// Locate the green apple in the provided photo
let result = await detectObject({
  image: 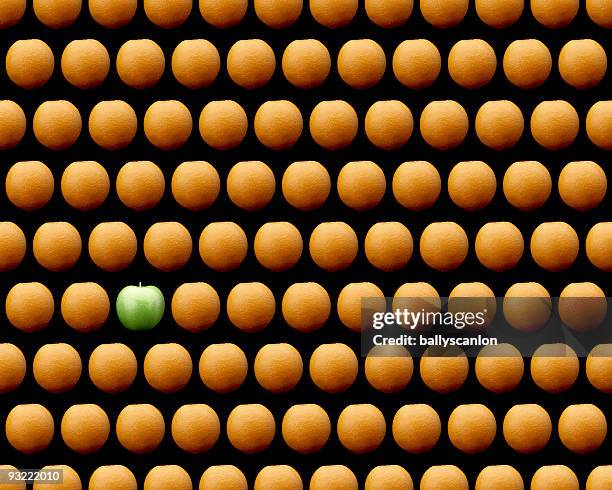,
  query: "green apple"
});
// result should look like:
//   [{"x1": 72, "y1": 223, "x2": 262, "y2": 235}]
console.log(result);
[{"x1": 116, "y1": 284, "x2": 165, "y2": 331}]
